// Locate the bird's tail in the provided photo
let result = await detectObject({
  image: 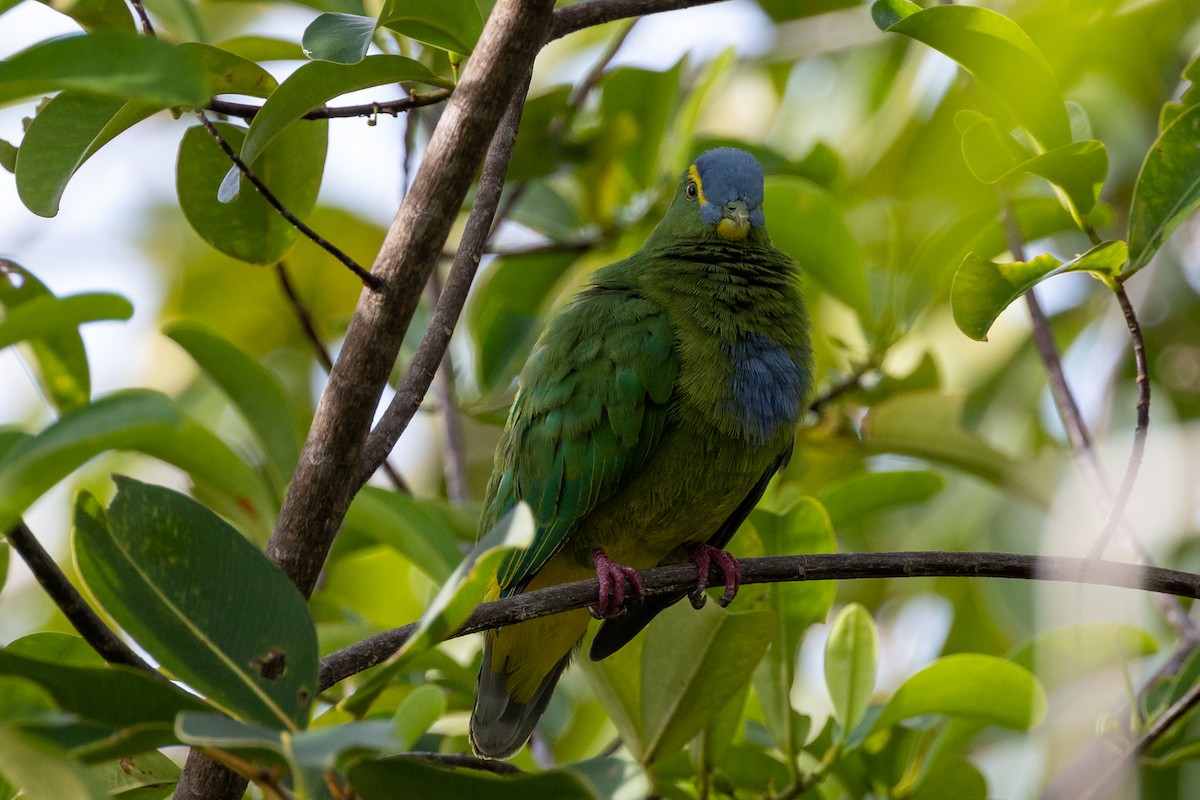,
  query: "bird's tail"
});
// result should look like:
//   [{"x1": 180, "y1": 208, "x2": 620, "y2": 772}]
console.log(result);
[{"x1": 470, "y1": 606, "x2": 591, "y2": 759}]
